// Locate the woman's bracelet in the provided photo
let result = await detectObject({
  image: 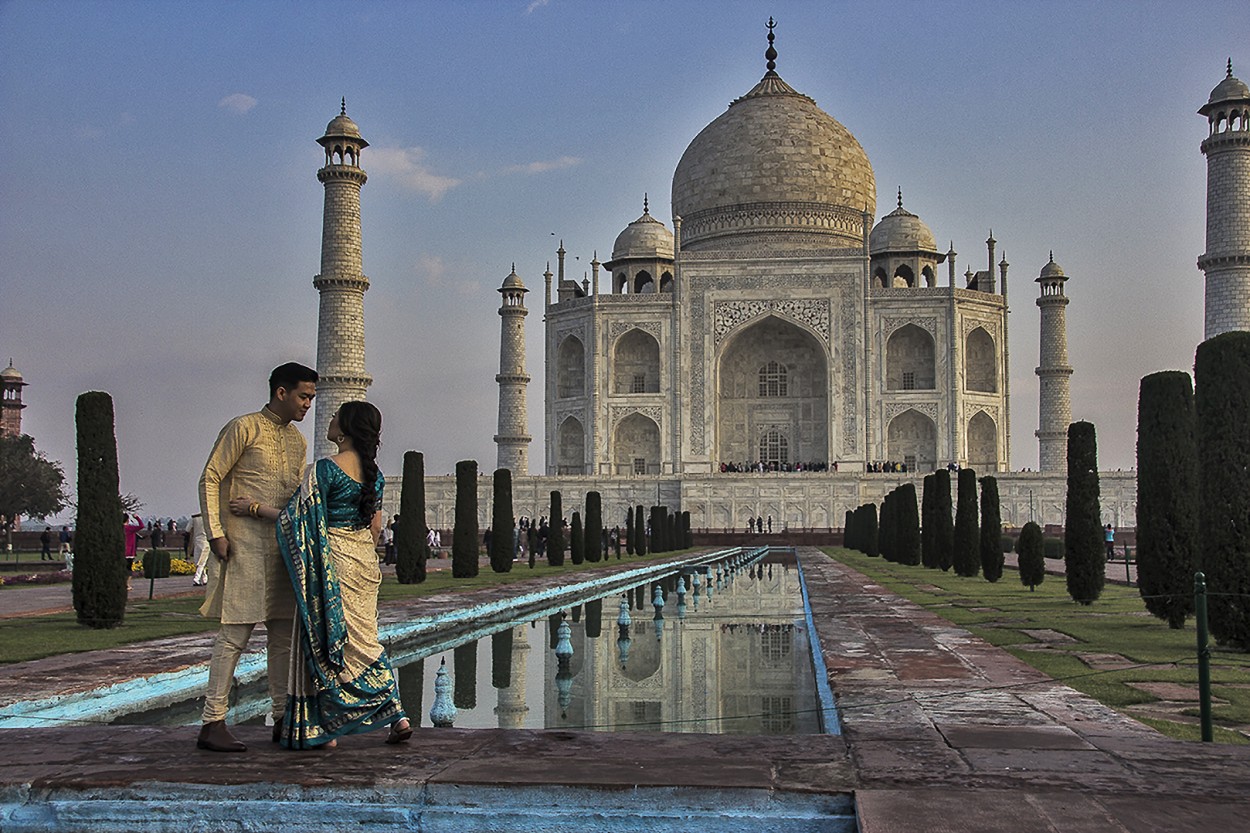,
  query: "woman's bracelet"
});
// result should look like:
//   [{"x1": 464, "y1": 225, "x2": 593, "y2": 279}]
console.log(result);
[{"x1": 249, "y1": 502, "x2": 260, "y2": 518}]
